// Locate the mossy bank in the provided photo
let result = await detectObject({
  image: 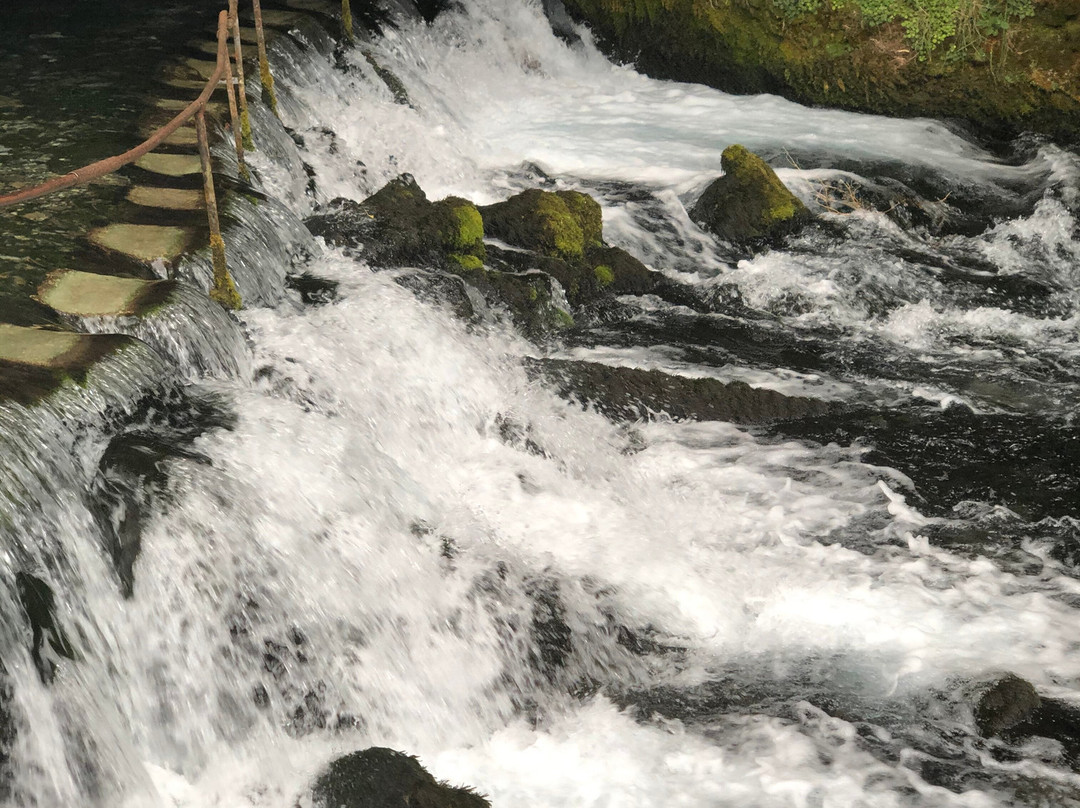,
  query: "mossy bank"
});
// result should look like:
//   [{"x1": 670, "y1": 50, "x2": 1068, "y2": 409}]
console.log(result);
[{"x1": 561, "y1": 0, "x2": 1080, "y2": 143}]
